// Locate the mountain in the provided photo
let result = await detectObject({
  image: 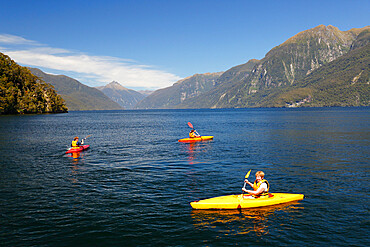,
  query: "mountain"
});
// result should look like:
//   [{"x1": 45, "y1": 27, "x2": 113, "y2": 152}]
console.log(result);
[
  {"x1": 179, "y1": 25, "x2": 370, "y2": 108},
  {"x1": 96, "y1": 81, "x2": 145, "y2": 109},
  {"x1": 135, "y1": 72, "x2": 223, "y2": 109},
  {"x1": 138, "y1": 90, "x2": 154, "y2": 97},
  {"x1": 28, "y1": 68, "x2": 123, "y2": 111},
  {"x1": 176, "y1": 59, "x2": 259, "y2": 108},
  {"x1": 272, "y1": 42, "x2": 369, "y2": 107},
  {"x1": 0, "y1": 53, "x2": 67, "y2": 114}
]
